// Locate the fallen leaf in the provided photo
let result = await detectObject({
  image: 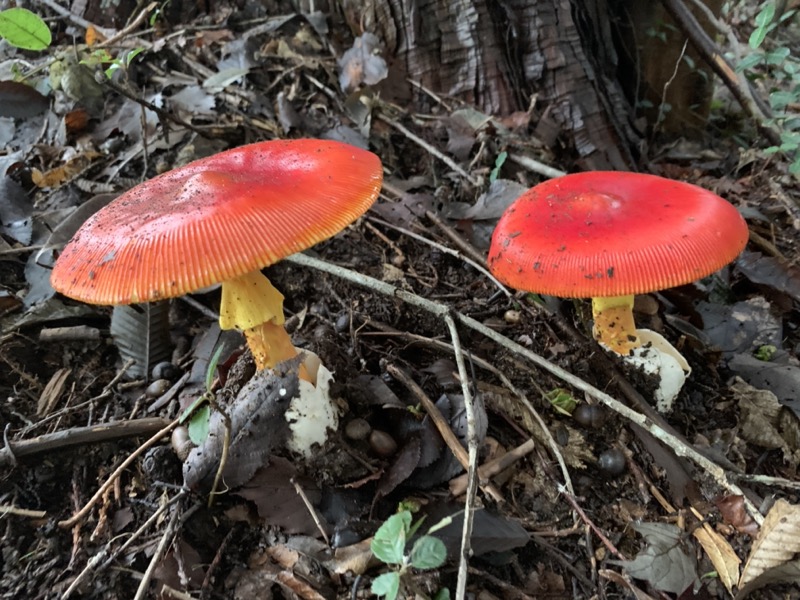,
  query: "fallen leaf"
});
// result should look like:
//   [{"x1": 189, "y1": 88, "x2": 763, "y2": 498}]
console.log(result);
[
  {"x1": 737, "y1": 250, "x2": 800, "y2": 303},
  {"x1": 235, "y1": 456, "x2": 324, "y2": 536},
  {"x1": 690, "y1": 518, "x2": 740, "y2": 595},
  {"x1": 715, "y1": 495, "x2": 760, "y2": 537},
  {"x1": 697, "y1": 297, "x2": 782, "y2": 357},
  {"x1": 338, "y1": 33, "x2": 388, "y2": 92},
  {"x1": 610, "y1": 522, "x2": 699, "y2": 595},
  {"x1": 0, "y1": 80, "x2": 49, "y2": 118},
  {"x1": 738, "y1": 499, "x2": 800, "y2": 595},
  {"x1": 183, "y1": 362, "x2": 300, "y2": 490},
  {"x1": 110, "y1": 302, "x2": 173, "y2": 380},
  {"x1": 30, "y1": 151, "x2": 103, "y2": 188},
  {"x1": 732, "y1": 377, "x2": 800, "y2": 461}
]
